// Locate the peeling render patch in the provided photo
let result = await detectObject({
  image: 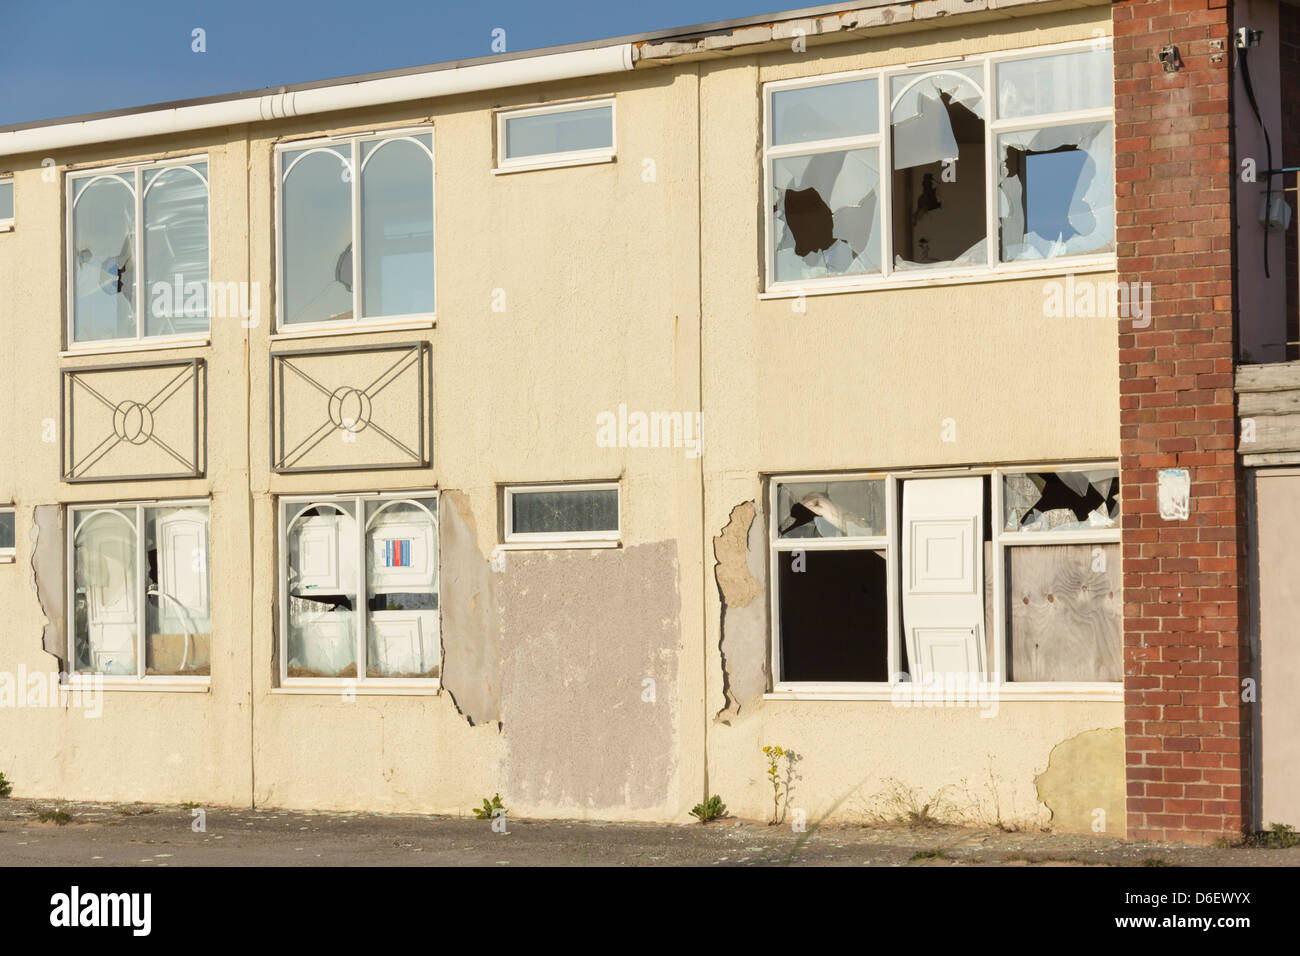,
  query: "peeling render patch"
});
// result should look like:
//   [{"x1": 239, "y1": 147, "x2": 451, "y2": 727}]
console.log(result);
[
  {"x1": 713, "y1": 502, "x2": 769, "y2": 723},
  {"x1": 437, "y1": 492, "x2": 501, "y2": 728},
  {"x1": 1034, "y1": 728, "x2": 1125, "y2": 837},
  {"x1": 30, "y1": 505, "x2": 66, "y2": 666},
  {"x1": 500, "y1": 542, "x2": 679, "y2": 811}
]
